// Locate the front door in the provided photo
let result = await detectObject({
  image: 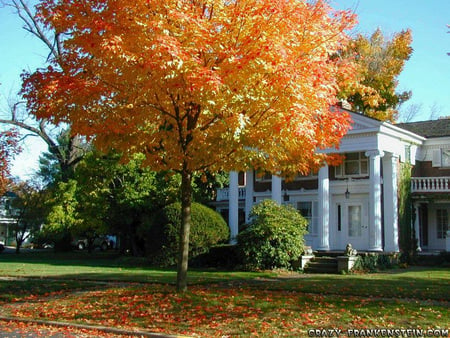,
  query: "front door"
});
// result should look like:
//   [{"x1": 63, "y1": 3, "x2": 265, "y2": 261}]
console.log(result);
[{"x1": 343, "y1": 201, "x2": 368, "y2": 250}]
